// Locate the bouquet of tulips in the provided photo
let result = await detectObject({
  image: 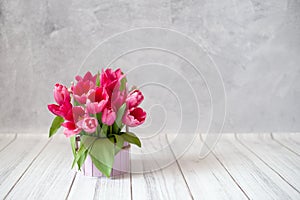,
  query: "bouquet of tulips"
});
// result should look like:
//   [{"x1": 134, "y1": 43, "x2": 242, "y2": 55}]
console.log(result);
[{"x1": 47, "y1": 68, "x2": 146, "y2": 177}]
